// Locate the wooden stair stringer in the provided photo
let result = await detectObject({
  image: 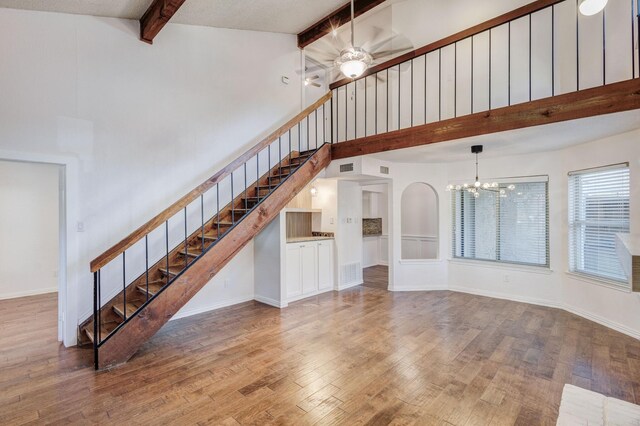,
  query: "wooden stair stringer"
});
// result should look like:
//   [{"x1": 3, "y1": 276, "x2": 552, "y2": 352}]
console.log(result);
[{"x1": 95, "y1": 144, "x2": 331, "y2": 369}]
